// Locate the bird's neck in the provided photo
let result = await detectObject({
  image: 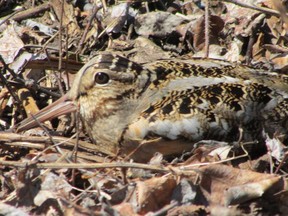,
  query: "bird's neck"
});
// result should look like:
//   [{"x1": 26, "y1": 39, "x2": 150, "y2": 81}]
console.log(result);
[{"x1": 78, "y1": 95, "x2": 142, "y2": 154}]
